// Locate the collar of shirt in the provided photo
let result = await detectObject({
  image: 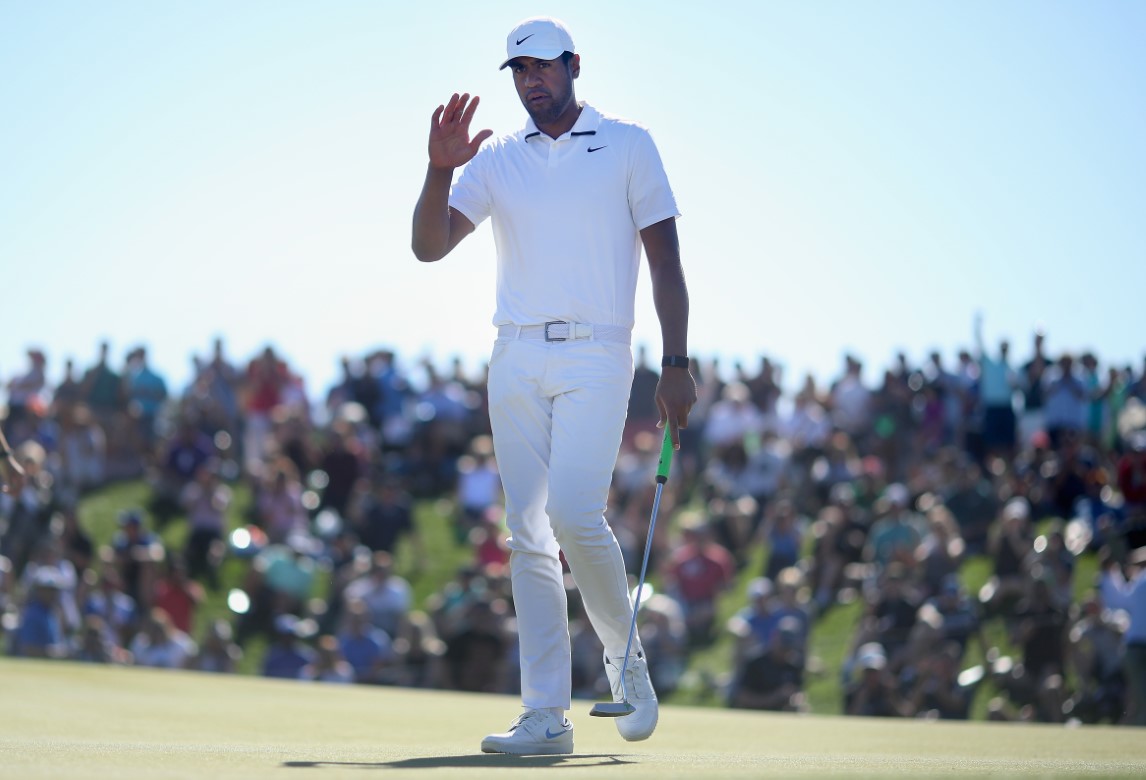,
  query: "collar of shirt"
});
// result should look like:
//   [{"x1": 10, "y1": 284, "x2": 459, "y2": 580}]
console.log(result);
[{"x1": 521, "y1": 102, "x2": 602, "y2": 142}]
